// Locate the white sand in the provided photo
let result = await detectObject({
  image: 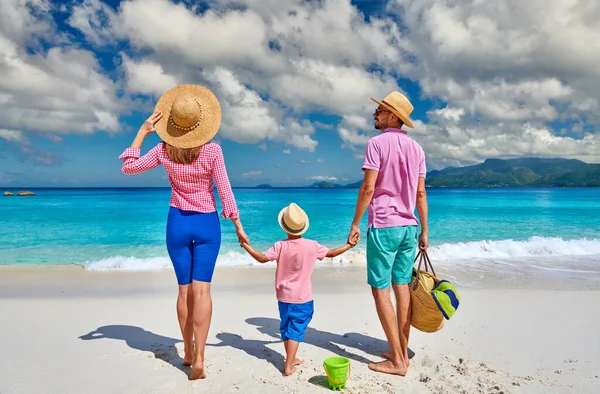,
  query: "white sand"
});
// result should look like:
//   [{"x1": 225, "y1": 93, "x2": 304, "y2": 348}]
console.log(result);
[{"x1": 0, "y1": 265, "x2": 598, "y2": 394}]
